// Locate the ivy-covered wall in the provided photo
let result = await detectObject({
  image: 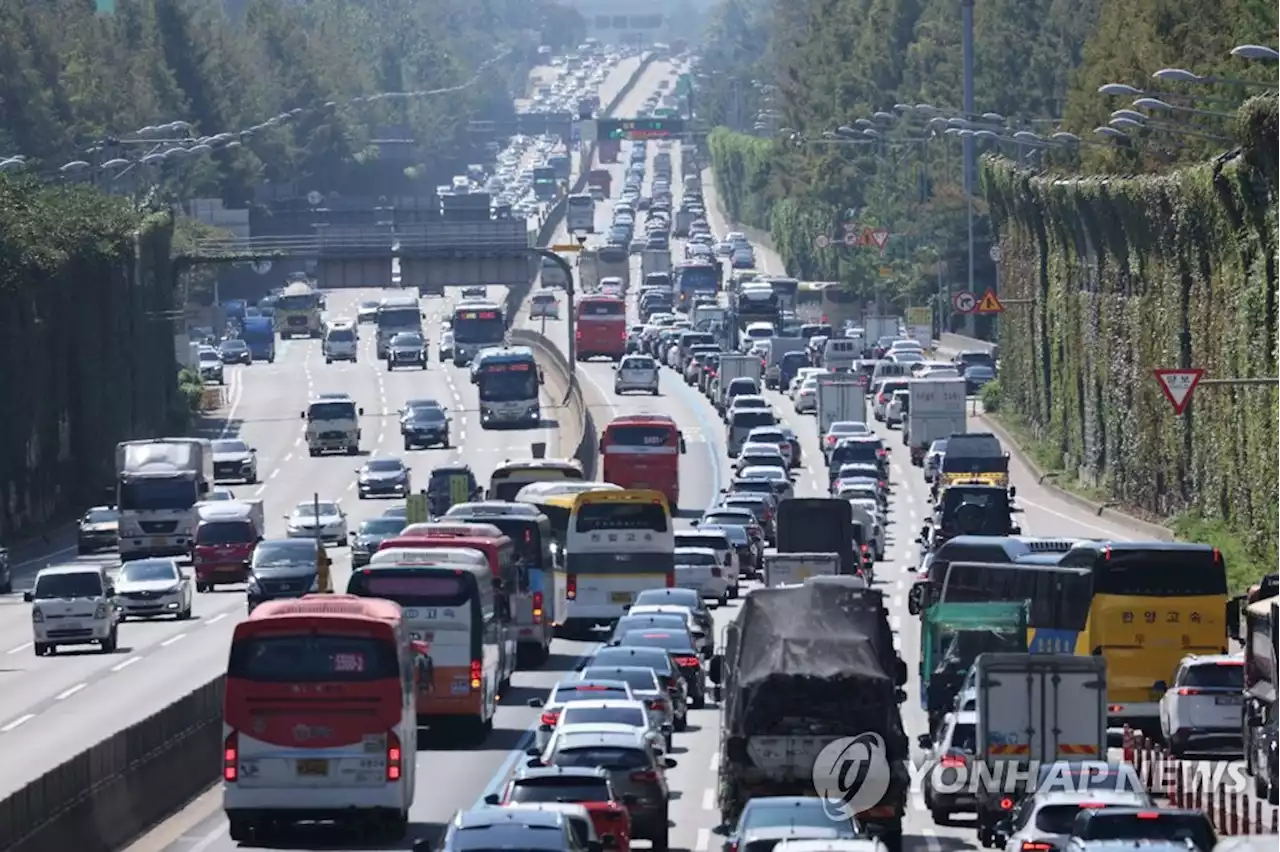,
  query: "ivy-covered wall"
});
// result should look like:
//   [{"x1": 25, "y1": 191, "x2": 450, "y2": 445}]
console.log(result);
[
  {"x1": 0, "y1": 178, "x2": 181, "y2": 540},
  {"x1": 982, "y1": 96, "x2": 1278, "y2": 571}
]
